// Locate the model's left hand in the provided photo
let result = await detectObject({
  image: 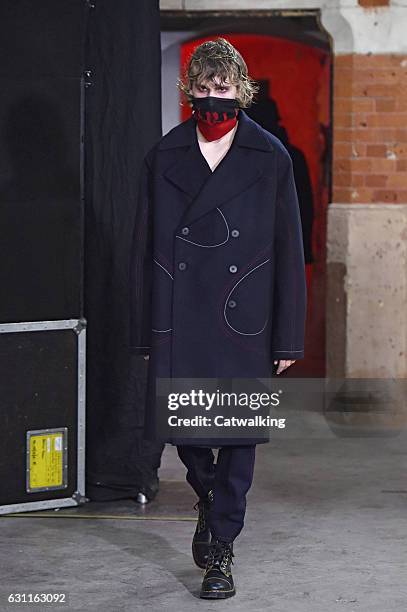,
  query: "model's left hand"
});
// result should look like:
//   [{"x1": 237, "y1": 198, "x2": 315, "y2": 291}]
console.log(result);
[{"x1": 274, "y1": 359, "x2": 296, "y2": 374}]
